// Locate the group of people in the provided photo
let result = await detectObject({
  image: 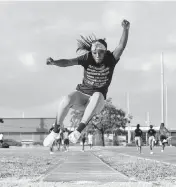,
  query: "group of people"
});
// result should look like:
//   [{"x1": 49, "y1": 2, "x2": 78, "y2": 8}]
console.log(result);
[
  {"x1": 48, "y1": 123, "x2": 94, "y2": 154},
  {"x1": 49, "y1": 125, "x2": 70, "y2": 154},
  {"x1": 134, "y1": 123, "x2": 170, "y2": 154}
]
